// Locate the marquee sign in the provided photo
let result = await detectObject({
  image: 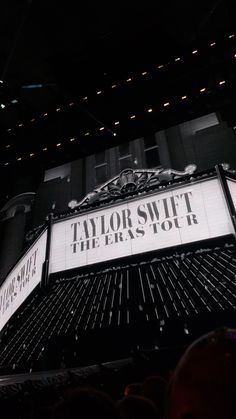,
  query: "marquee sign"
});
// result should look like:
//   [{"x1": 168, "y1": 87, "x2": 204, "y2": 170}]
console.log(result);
[
  {"x1": 49, "y1": 177, "x2": 234, "y2": 274},
  {"x1": 227, "y1": 178, "x2": 236, "y2": 209},
  {"x1": 0, "y1": 230, "x2": 47, "y2": 332}
]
